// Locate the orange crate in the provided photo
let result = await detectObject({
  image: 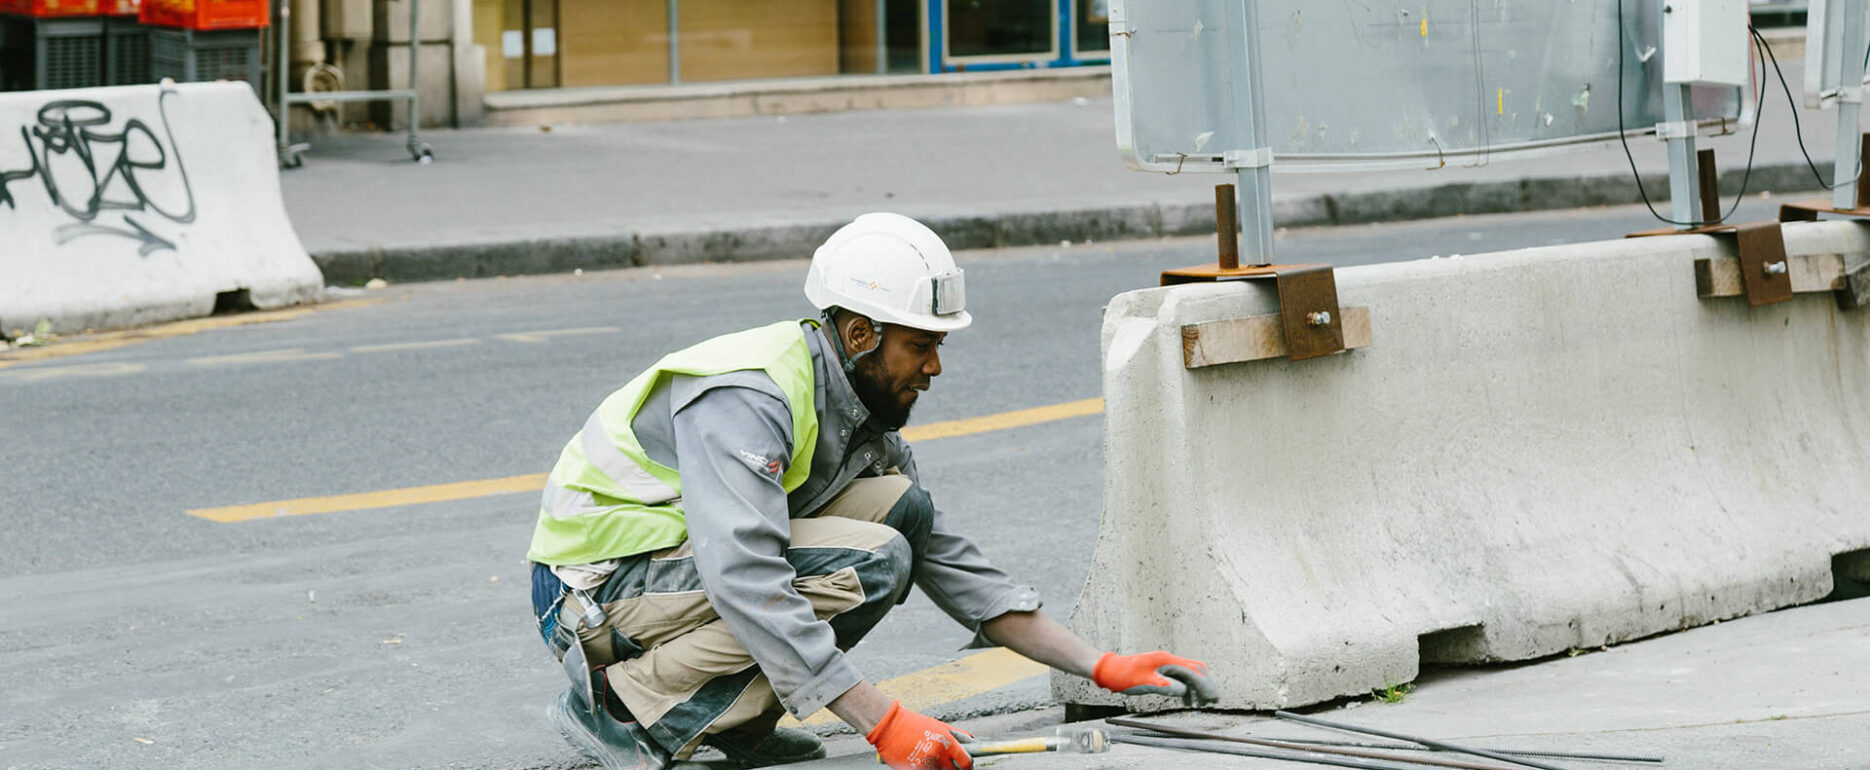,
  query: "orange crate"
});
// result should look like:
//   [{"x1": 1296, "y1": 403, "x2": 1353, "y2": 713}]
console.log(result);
[
  {"x1": 0, "y1": 0, "x2": 105, "y2": 16},
  {"x1": 139, "y1": 0, "x2": 265, "y2": 29}
]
